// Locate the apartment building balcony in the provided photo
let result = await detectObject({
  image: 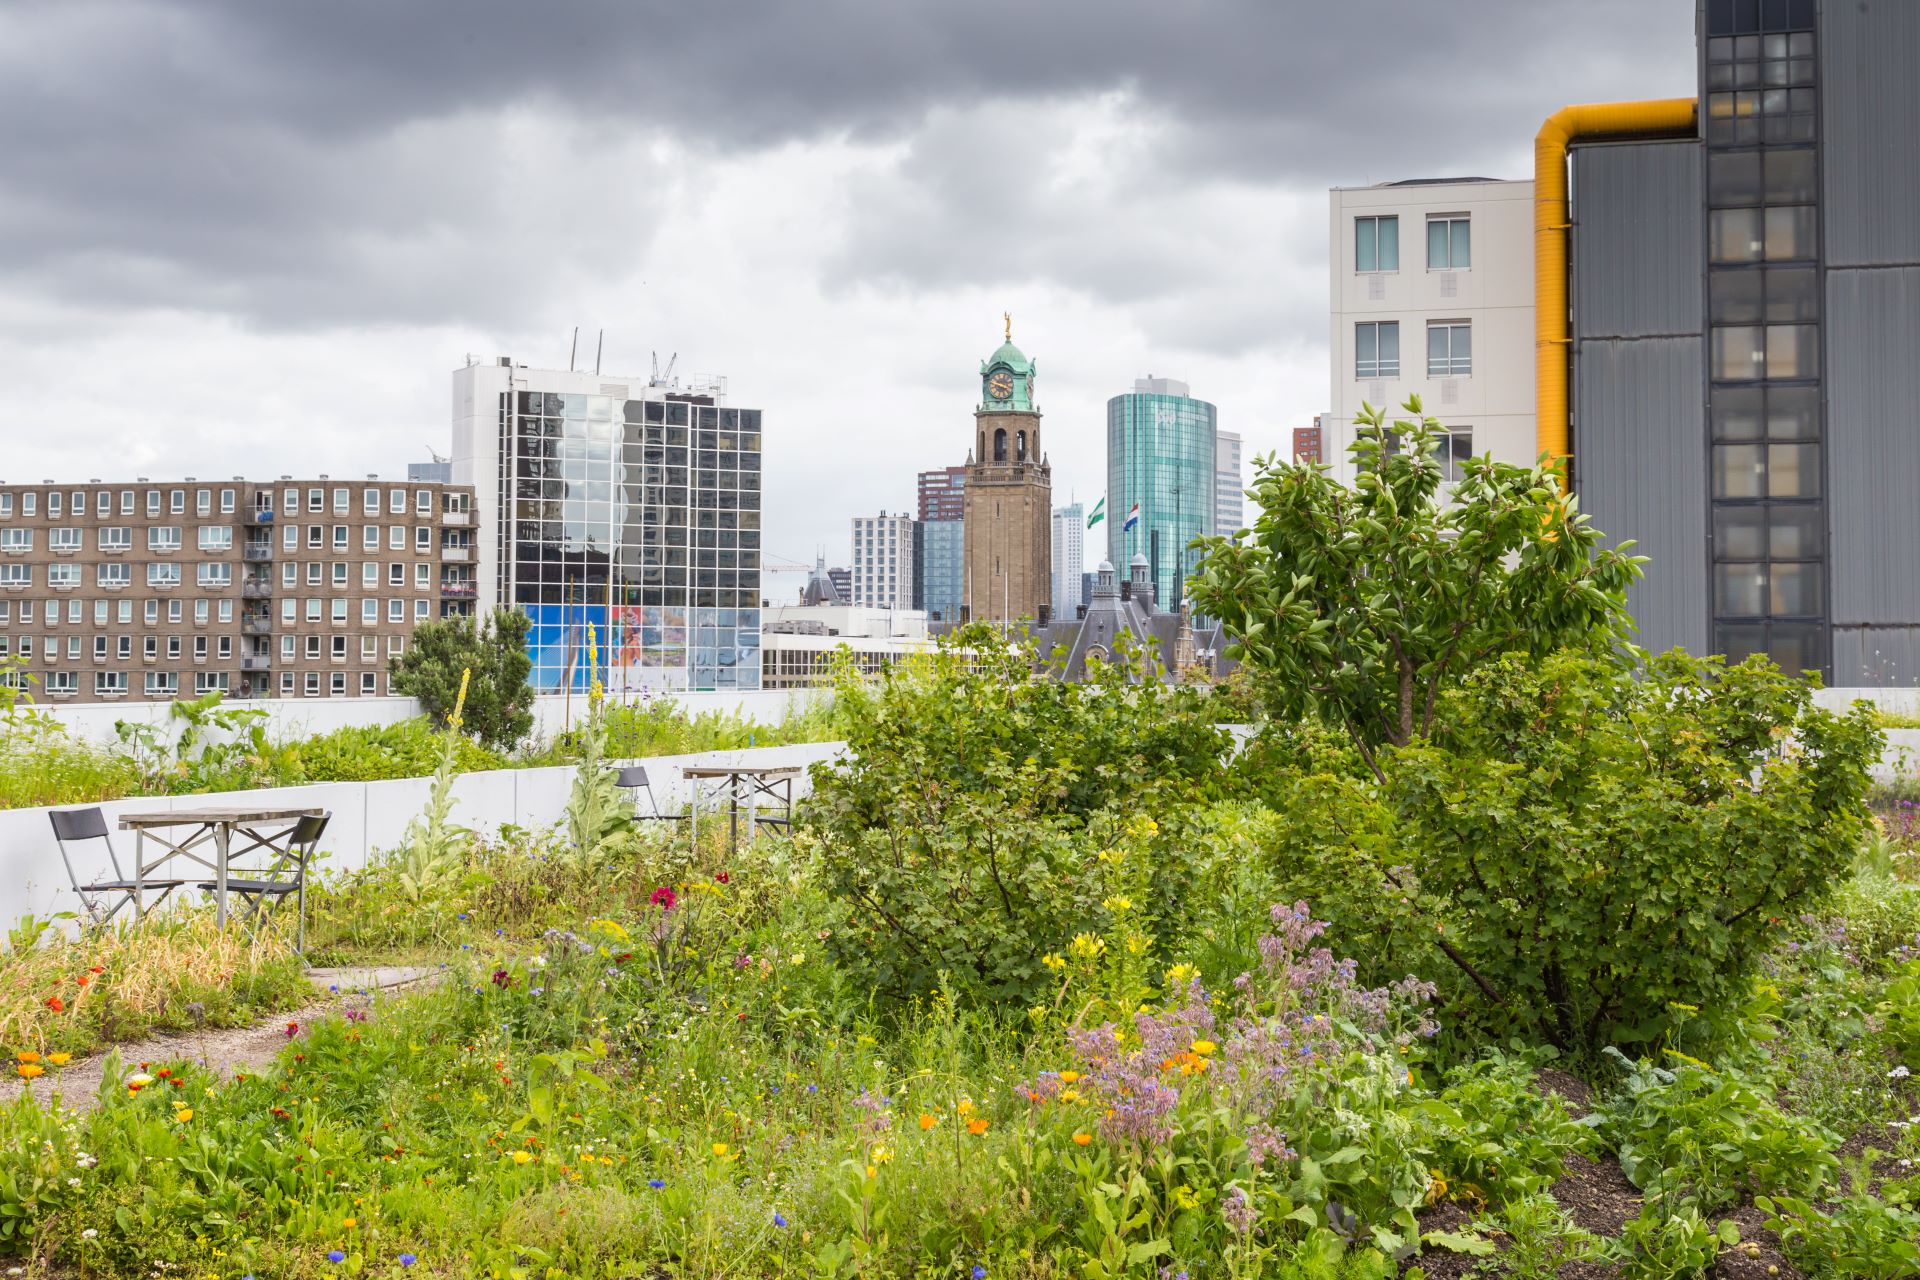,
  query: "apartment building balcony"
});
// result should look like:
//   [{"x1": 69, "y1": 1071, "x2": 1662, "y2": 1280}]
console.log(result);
[
  {"x1": 242, "y1": 543, "x2": 274, "y2": 562},
  {"x1": 440, "y1": 509, "x2": 472, "y2": 527},
  {"x1": 439, "y1": 545, "x2": 471, "y2": 563},
  {"x1": 244, "y1": 508, "x2": 275, "y2": 525},
  {"x1": 440, "y1": 580, "x2": 477, "y2": 598},
  {"x1": 241, "y1": 580, "x2": 273, "y2": 599},
  {"x1": 241, "y1": 656, "x2": 273, "y2": 672},
  {"x1": 241, "y1": 615, "x2": 273, "y2": 636}
]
